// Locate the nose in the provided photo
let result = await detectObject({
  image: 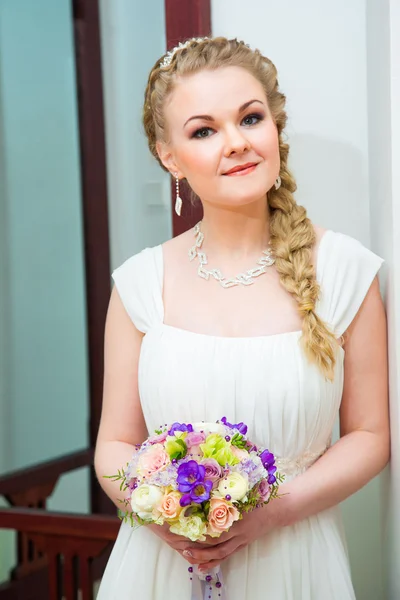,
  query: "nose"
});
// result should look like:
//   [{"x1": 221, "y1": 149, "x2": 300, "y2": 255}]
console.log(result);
[{"x1": 223, "y1": 126, "x2": 251, "y2": 157}]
